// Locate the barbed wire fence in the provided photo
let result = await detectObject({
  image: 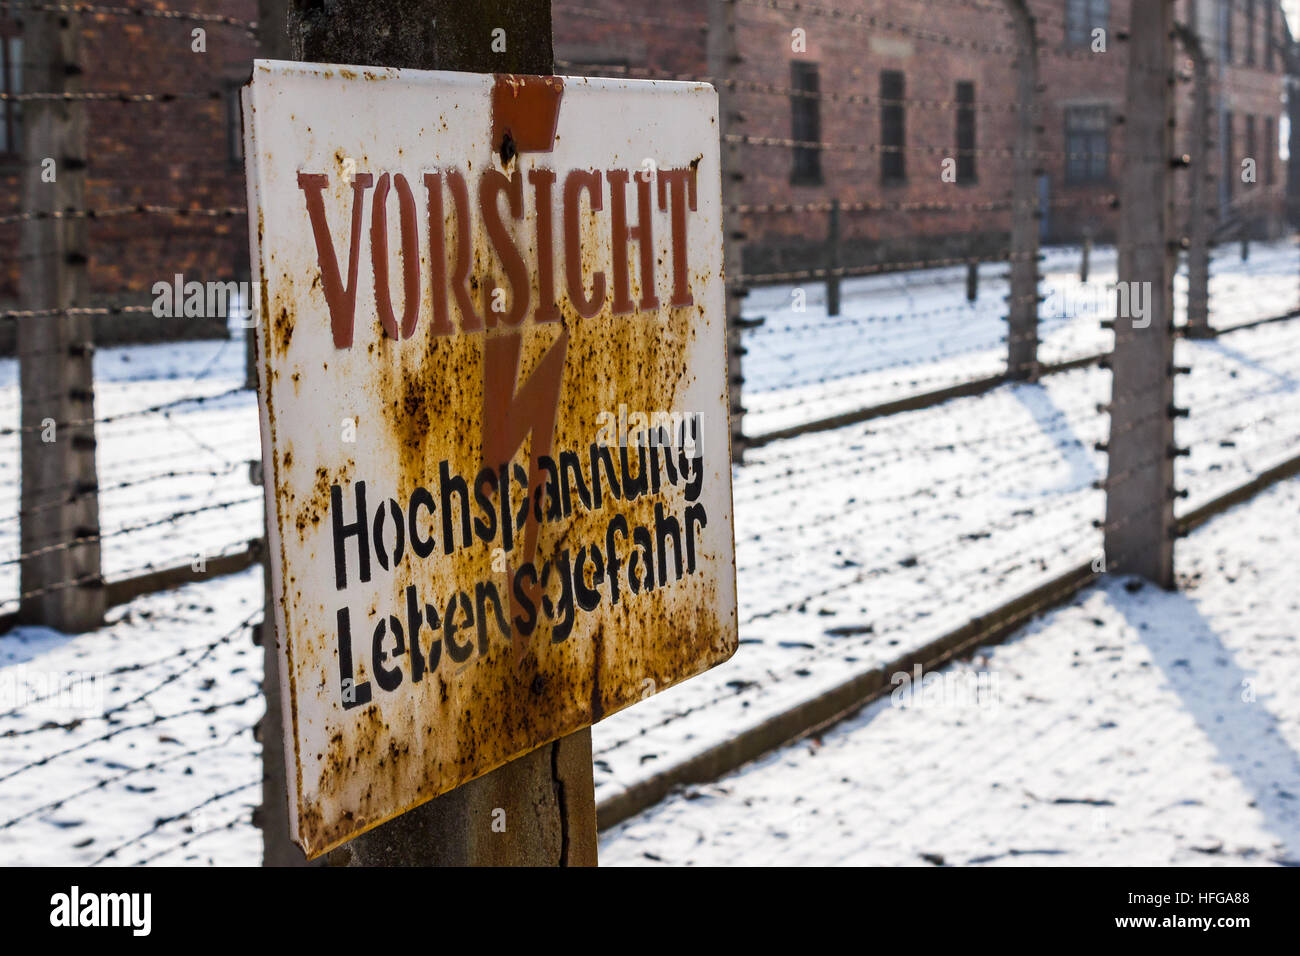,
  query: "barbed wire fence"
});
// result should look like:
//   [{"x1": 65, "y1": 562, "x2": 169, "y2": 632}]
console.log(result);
[
  {"x1": 0, "y1": 1, "x2": 267, "y2": 865},
  {"x1": 560, "y1": 0, "x2": 1300, "y2": 820},
  {"x1": 0, "y1": 0, "x2": 1298, "y2": 864}
]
